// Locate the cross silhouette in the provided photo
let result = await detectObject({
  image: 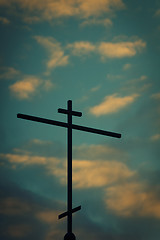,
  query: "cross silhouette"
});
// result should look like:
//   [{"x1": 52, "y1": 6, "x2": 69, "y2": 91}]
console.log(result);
[{"x1": 17, "y1": 100, "x2": 121, "y2": 240}]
